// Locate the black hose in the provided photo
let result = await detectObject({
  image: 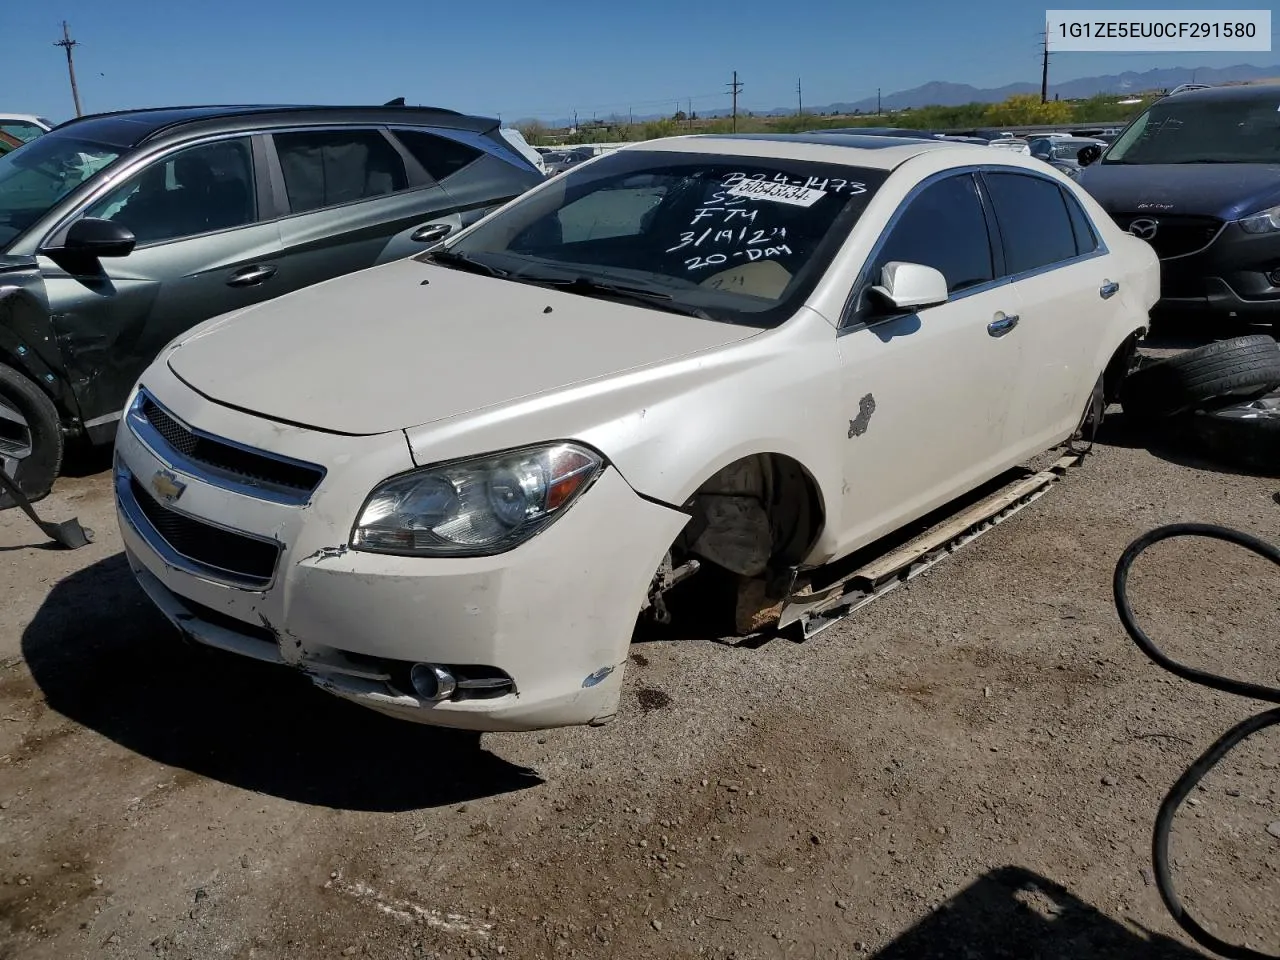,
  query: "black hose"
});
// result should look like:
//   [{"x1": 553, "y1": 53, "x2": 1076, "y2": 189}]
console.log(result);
[{"x1": 1112, "y1": 522, "x2": 1280, "y2": 960}]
